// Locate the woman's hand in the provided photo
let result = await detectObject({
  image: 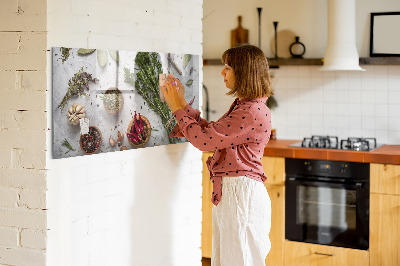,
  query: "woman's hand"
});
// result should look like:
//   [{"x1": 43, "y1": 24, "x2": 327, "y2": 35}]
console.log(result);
[
  {"x1": 173, "y1": 76, "x2": 188, "y2": 108},
  {"x1": 160, "y1": 77, "x2": 185, "y2": 113}
]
